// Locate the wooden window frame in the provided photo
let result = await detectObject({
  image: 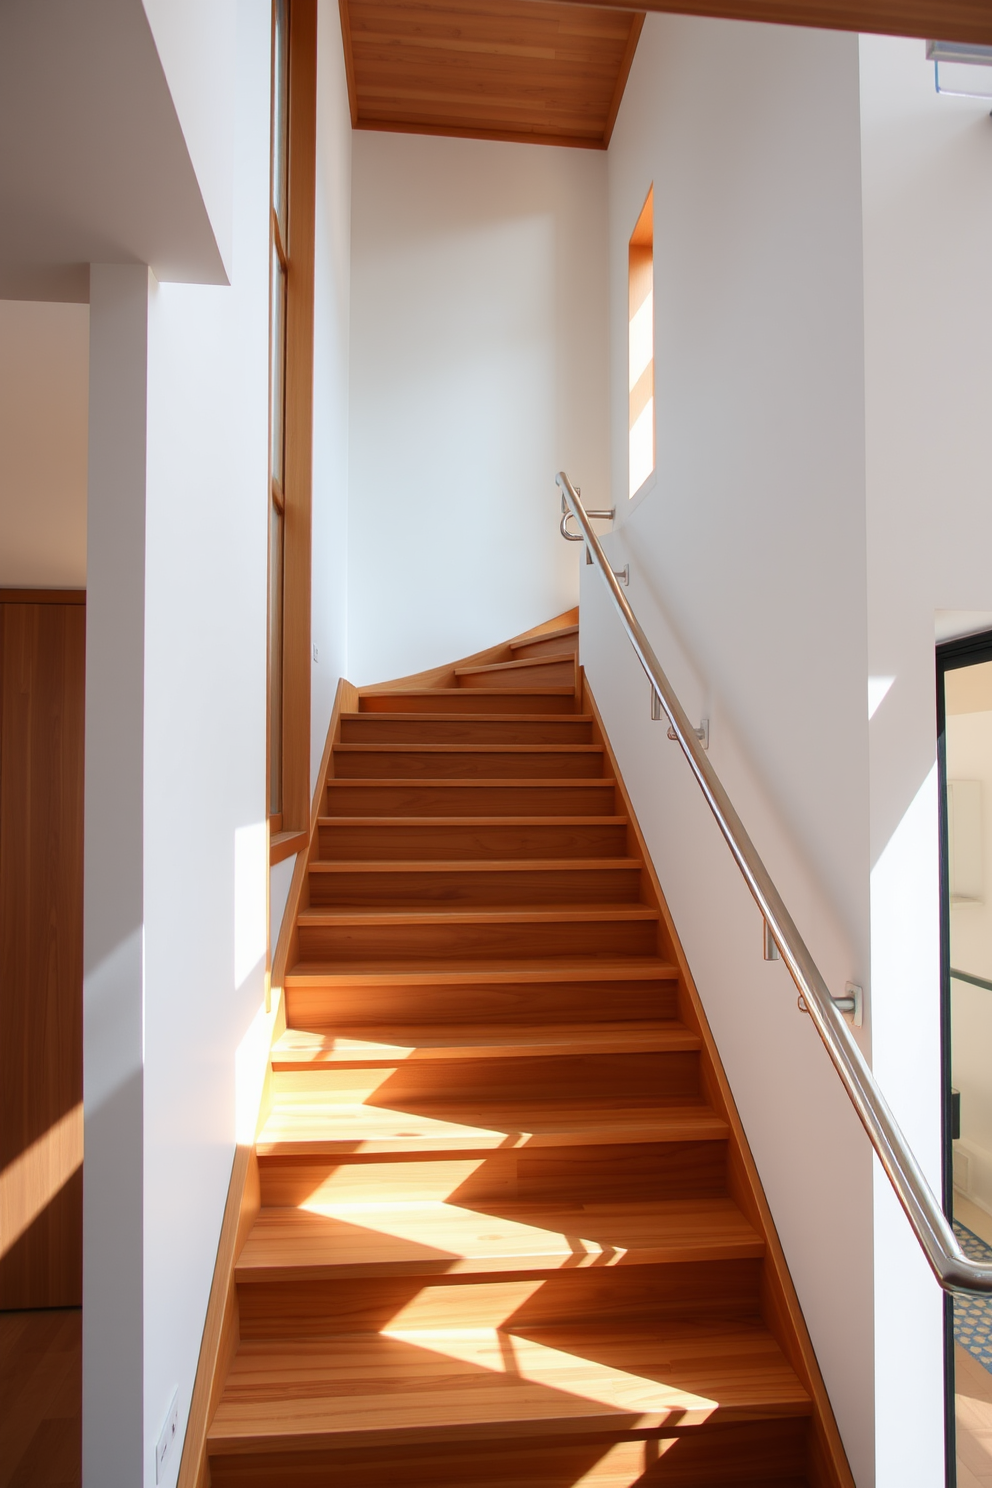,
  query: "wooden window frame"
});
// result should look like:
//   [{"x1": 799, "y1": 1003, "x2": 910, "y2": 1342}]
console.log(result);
[{"x1": 268, "y1": 0, "x2": 316, "y2": 858}]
